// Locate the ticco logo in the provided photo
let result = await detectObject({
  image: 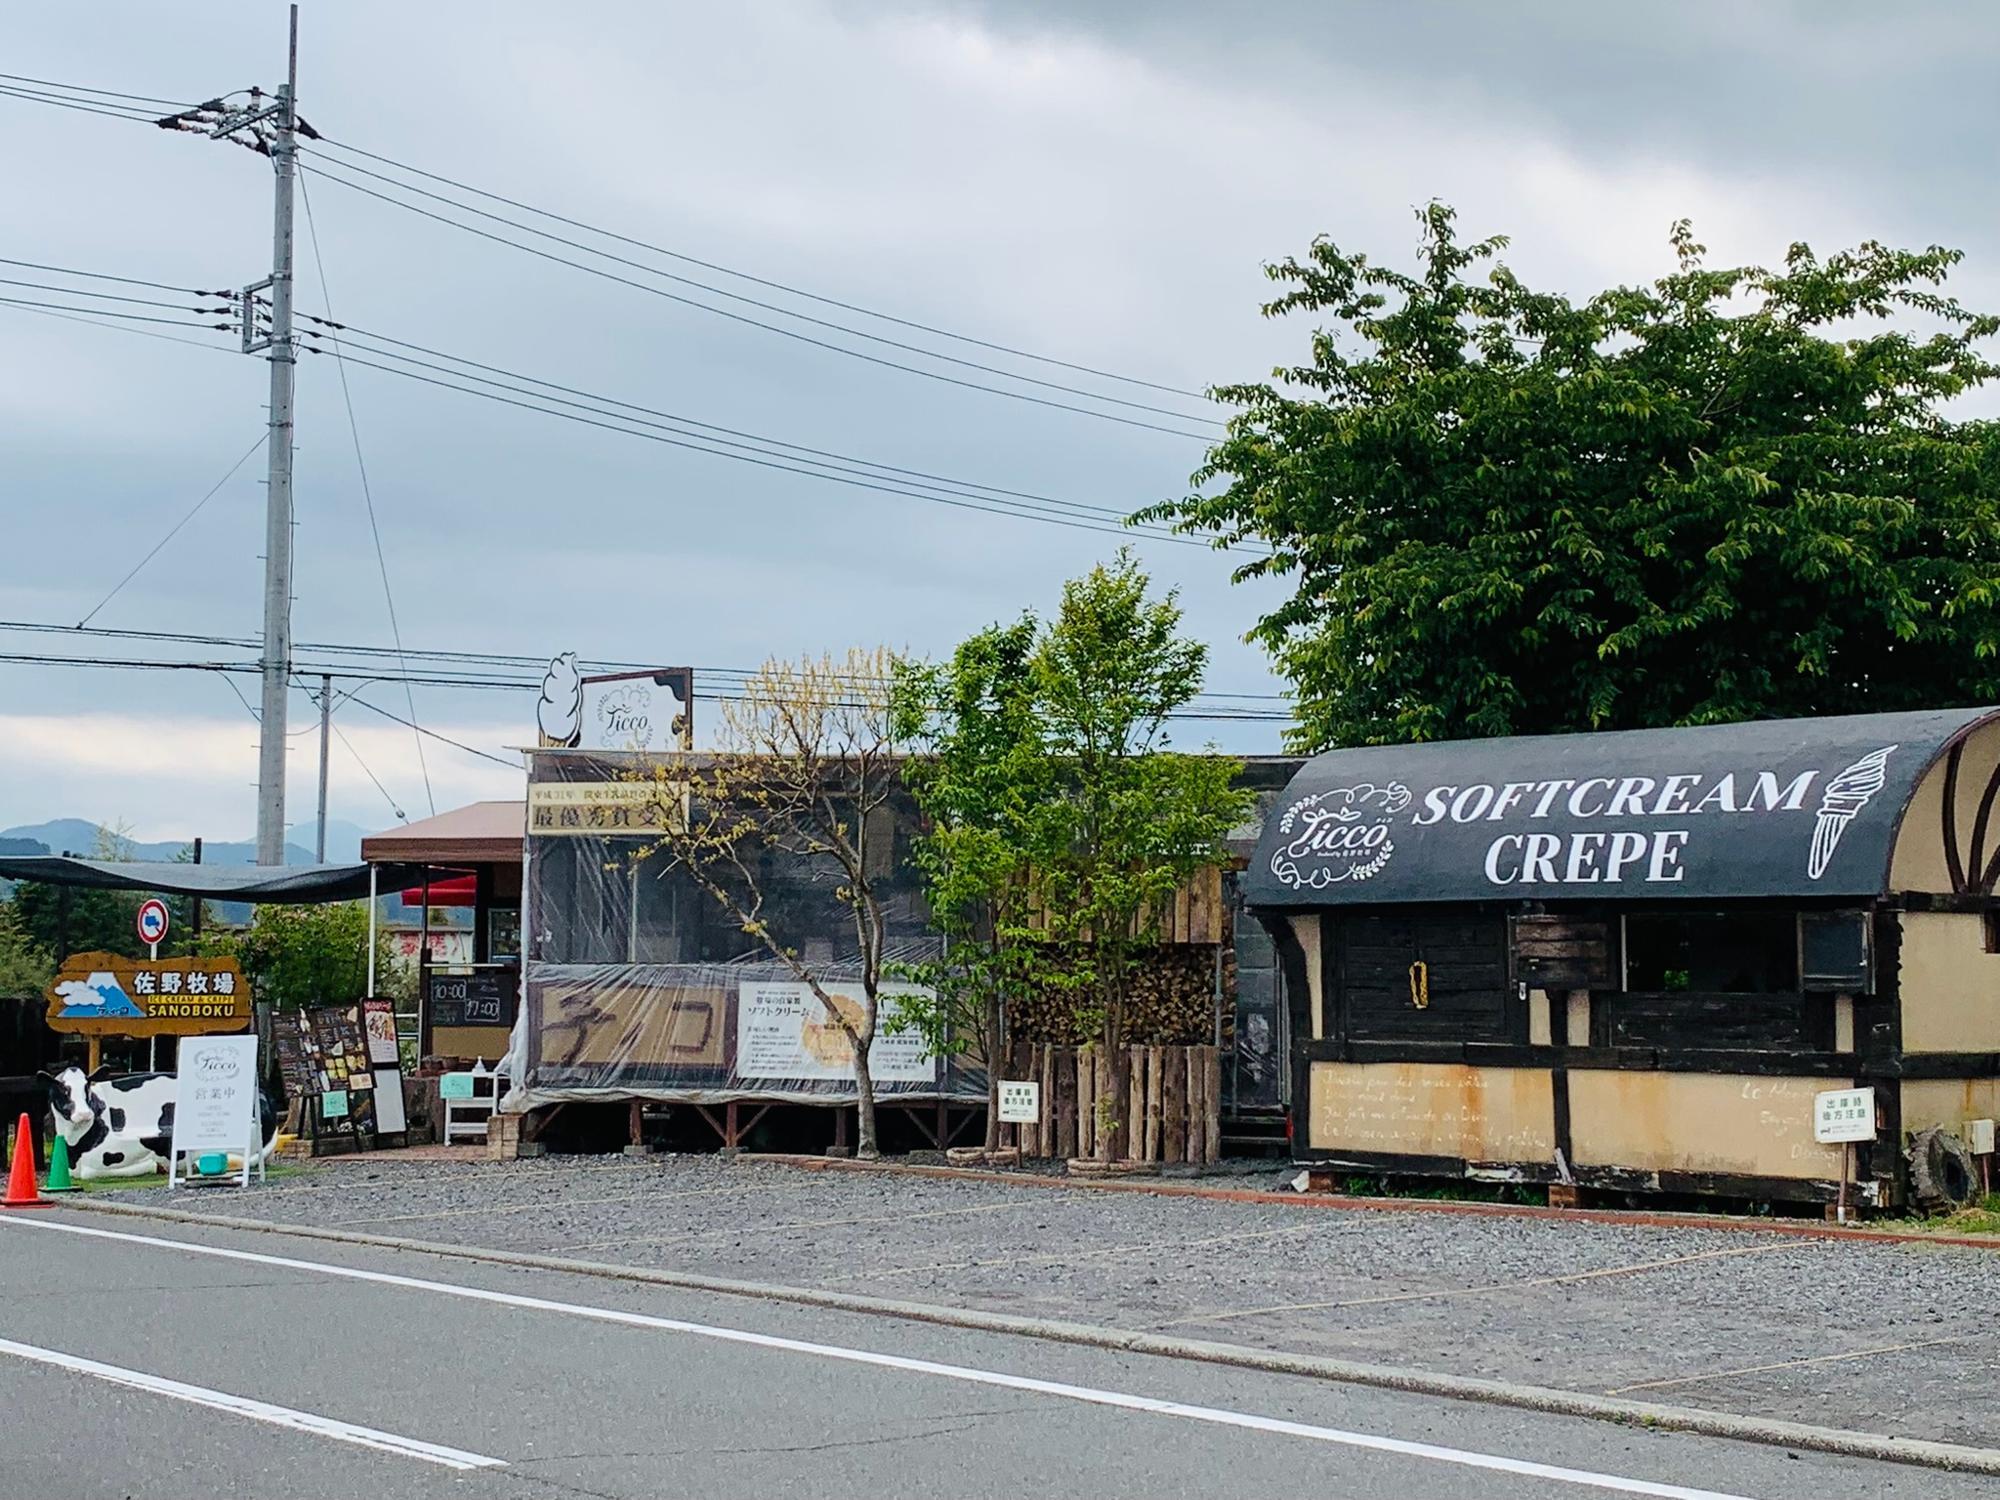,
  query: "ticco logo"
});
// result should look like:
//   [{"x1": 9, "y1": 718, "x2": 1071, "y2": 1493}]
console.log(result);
[
  {"x1": 1269, "y1": 783, "x2": 1412, "y2": 888},
  {"x1": 1267, "y1": 746, "x2": 1898, "y2": 891}
]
